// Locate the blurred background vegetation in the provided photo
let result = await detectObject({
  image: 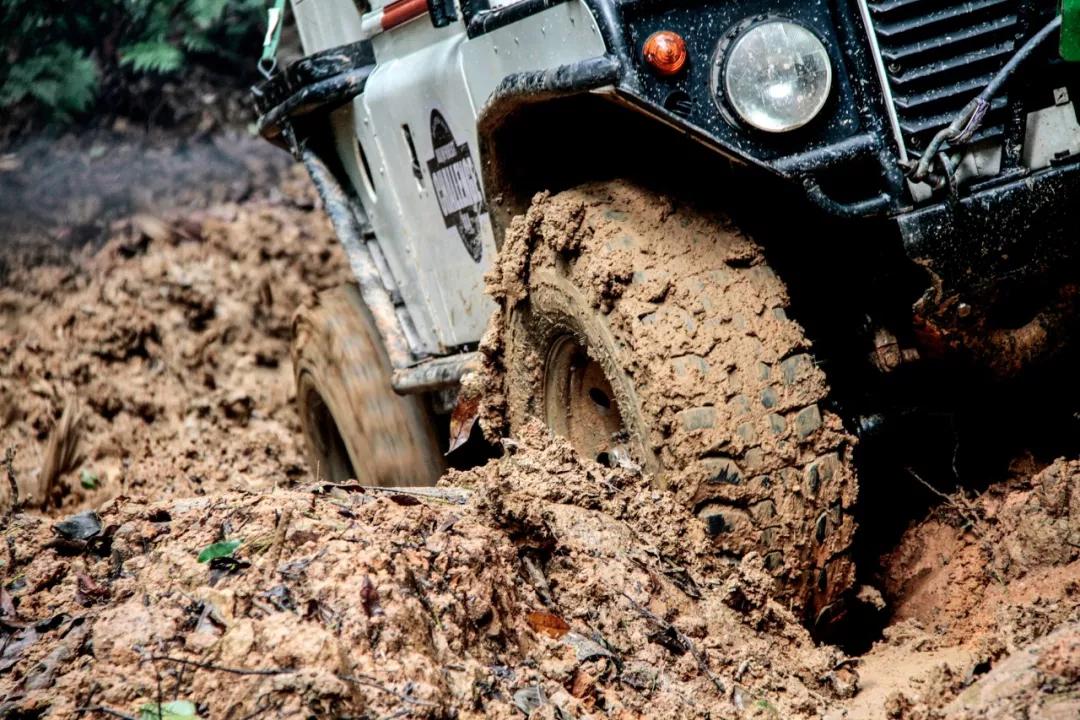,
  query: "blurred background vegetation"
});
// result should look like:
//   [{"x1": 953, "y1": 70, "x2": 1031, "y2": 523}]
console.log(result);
[{"x1": 0, "y1": 0, "x2": 270, "y2": 144}]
